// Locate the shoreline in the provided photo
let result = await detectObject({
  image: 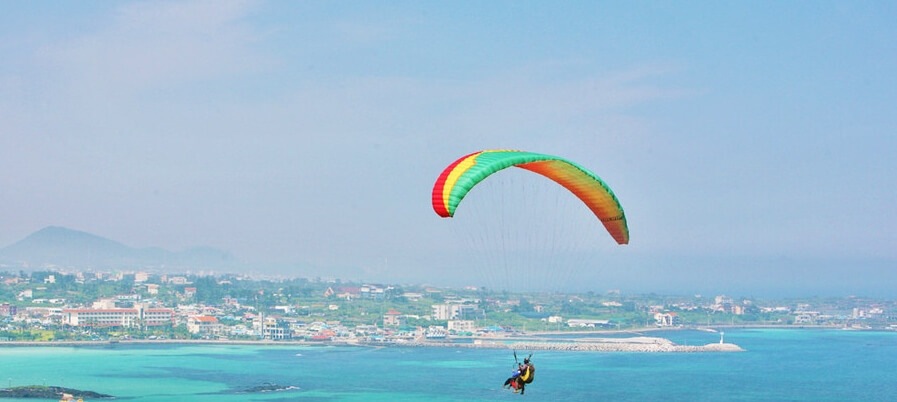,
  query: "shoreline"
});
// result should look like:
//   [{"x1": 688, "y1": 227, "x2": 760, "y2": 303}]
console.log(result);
[
  {"x1": 0, "y1": 335, "x2": 746, "y2": 353},
  {"x1": 1, "y1": 326, "x2": 877, "y2": 352},
  {"x1": 0, "y1": 338, "x2": 745, "y2": 353}
]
